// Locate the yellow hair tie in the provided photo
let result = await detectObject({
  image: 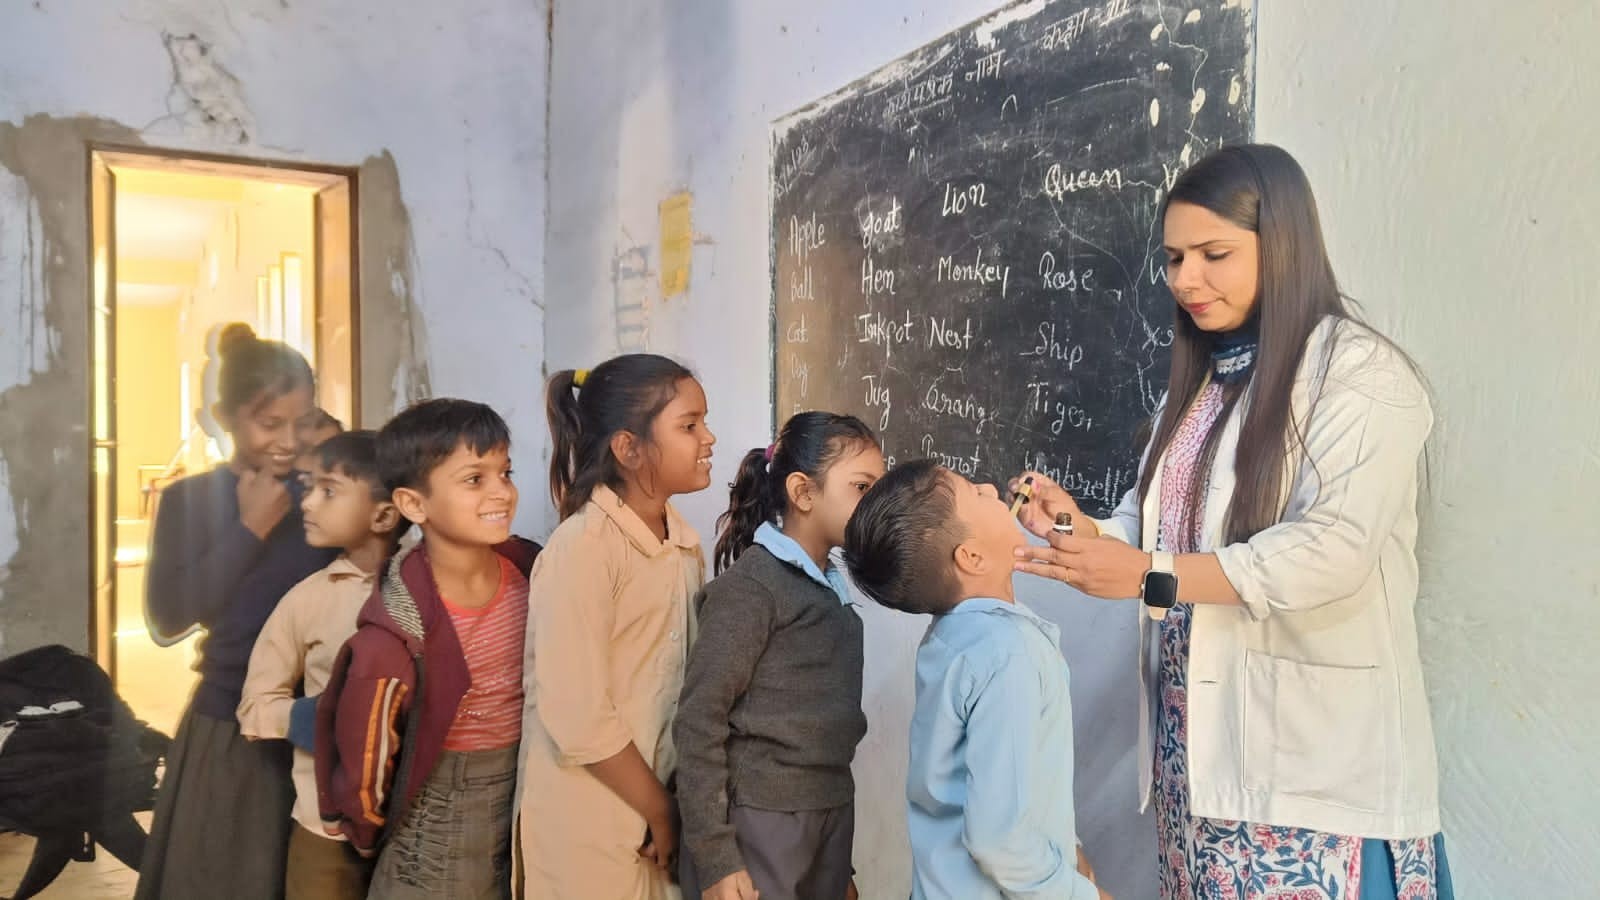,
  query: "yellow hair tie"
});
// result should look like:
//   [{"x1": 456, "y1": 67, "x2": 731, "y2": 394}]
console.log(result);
[{"x1": 573, "y1": 369, "x2": 590, "y2": 388}]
